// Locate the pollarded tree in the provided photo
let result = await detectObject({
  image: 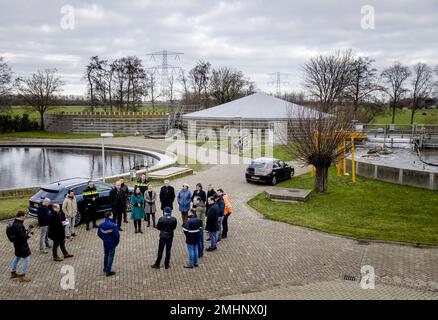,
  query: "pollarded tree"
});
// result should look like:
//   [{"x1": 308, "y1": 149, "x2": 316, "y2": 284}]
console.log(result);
[
  {"x1": 281, "y1": 107, "x2": 353, "y2": 192},
  {"x1": 15, "y1": 69, "x2": 64, "y2": 130}
]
